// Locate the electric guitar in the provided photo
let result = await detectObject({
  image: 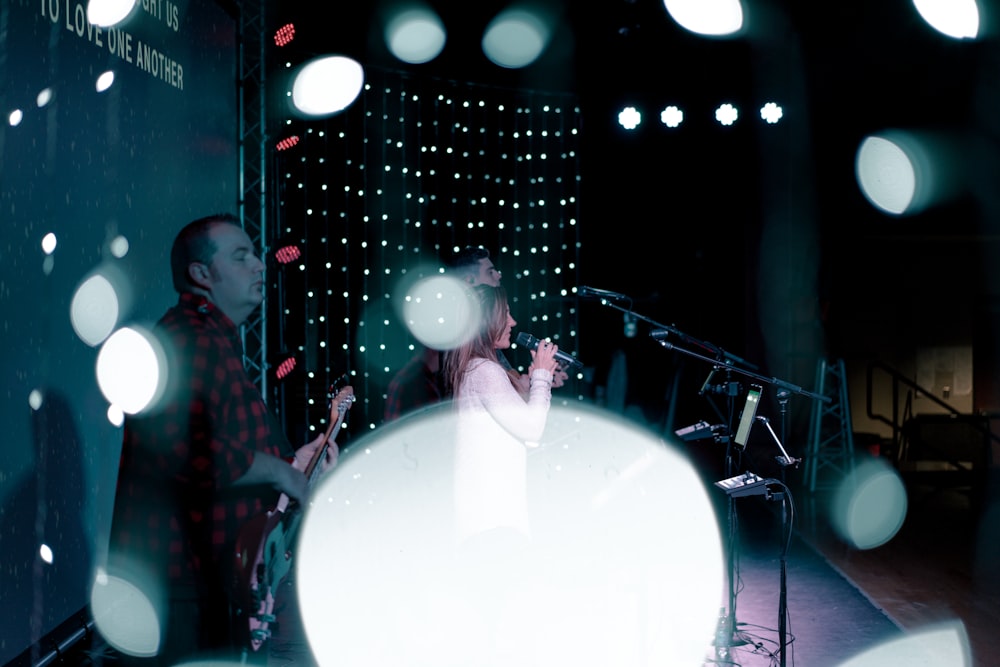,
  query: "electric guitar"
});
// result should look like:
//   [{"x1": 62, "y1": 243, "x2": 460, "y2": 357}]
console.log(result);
[{"x1": 233, "y1": 375, "x2": 355, "y2": 652}]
